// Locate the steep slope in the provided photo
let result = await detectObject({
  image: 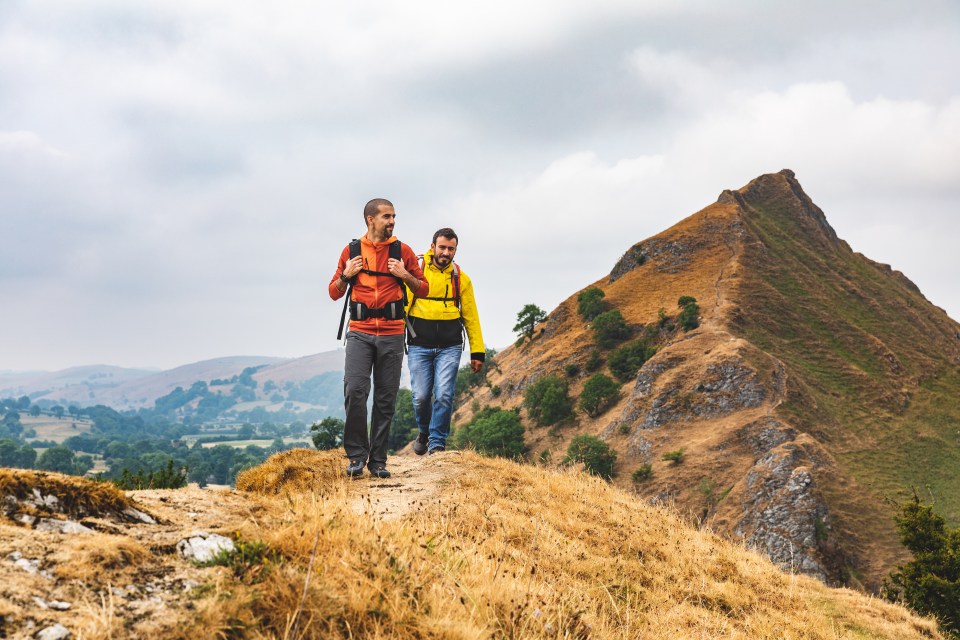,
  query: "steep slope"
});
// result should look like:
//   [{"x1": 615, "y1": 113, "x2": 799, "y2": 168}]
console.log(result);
[
  {"x1": 0, "y1": 453, "x2": 945, "y2": 638},
  {"x1": 461, "y1": 170, "x2": 960, "y2": 590}
]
